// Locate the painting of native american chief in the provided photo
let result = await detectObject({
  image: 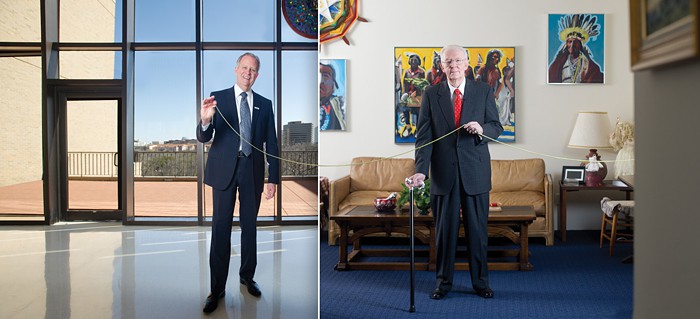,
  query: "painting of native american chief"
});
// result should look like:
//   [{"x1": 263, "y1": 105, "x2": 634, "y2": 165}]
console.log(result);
[
  {"x1": 548, "y1": 14, "x2": 605, "y2": 84},
  {"x1": 394, "y1": 47, "x2": 516, "y2": 143}
]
